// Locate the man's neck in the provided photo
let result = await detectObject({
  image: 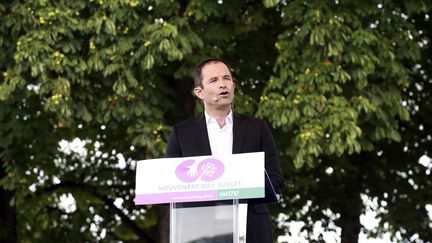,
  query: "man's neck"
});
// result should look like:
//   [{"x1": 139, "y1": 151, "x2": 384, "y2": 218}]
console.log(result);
[{"x1": 205, "y1": 107, "x2": 231, "y2": 128}]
